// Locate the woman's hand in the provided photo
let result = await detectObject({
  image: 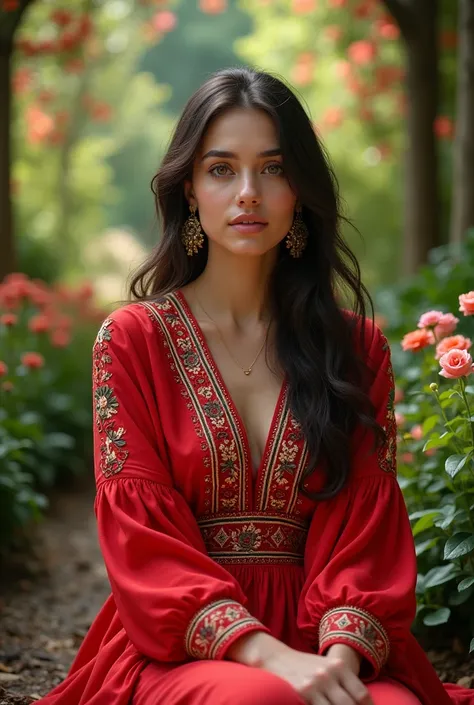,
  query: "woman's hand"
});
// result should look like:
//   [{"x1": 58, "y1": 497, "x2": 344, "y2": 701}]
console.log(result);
[
  {"x1": 227, "y1": 632, "x2": 374, "y2": 705},
  {"x1": 325, "y1": 644, "x2": 362, "y2": 675},
  {"x1": 260, "y1": 645, "x2": 374, "y2": 705}
]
